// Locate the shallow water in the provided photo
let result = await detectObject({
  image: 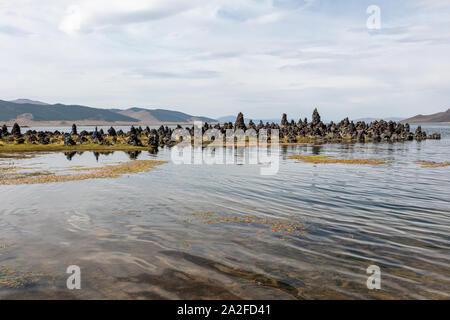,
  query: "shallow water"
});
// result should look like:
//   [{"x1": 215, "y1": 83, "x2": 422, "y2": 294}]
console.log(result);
[{"x1": 0, "y1": 123, "x2": 449, "y2": 299}]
